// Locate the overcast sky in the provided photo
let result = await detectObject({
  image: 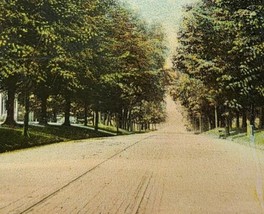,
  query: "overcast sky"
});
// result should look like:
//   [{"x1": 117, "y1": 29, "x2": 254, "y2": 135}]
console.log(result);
[{"x1": 120, "y1": 0, "x2": 200, "y2": 67}]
